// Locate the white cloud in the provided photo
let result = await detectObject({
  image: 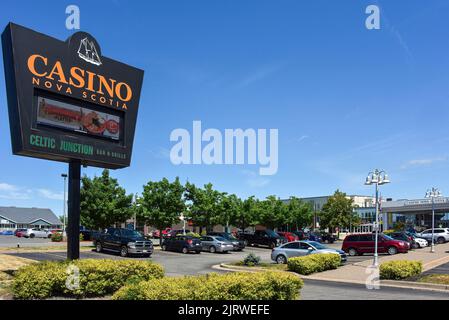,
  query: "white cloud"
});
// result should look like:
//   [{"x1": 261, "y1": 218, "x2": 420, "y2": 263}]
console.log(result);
[
  {"x1": 0, "y1": 183, "x2": 18, "y2": 192},
  {"x1": 242, "y1": 170, "x2": 270, "y2": 188},
  {"x1": 37, "y1": 189, "x2": 65, "y2": 201},
  {"x1": 401, "y1": 157, "x2": 447, "y2": 169}
]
